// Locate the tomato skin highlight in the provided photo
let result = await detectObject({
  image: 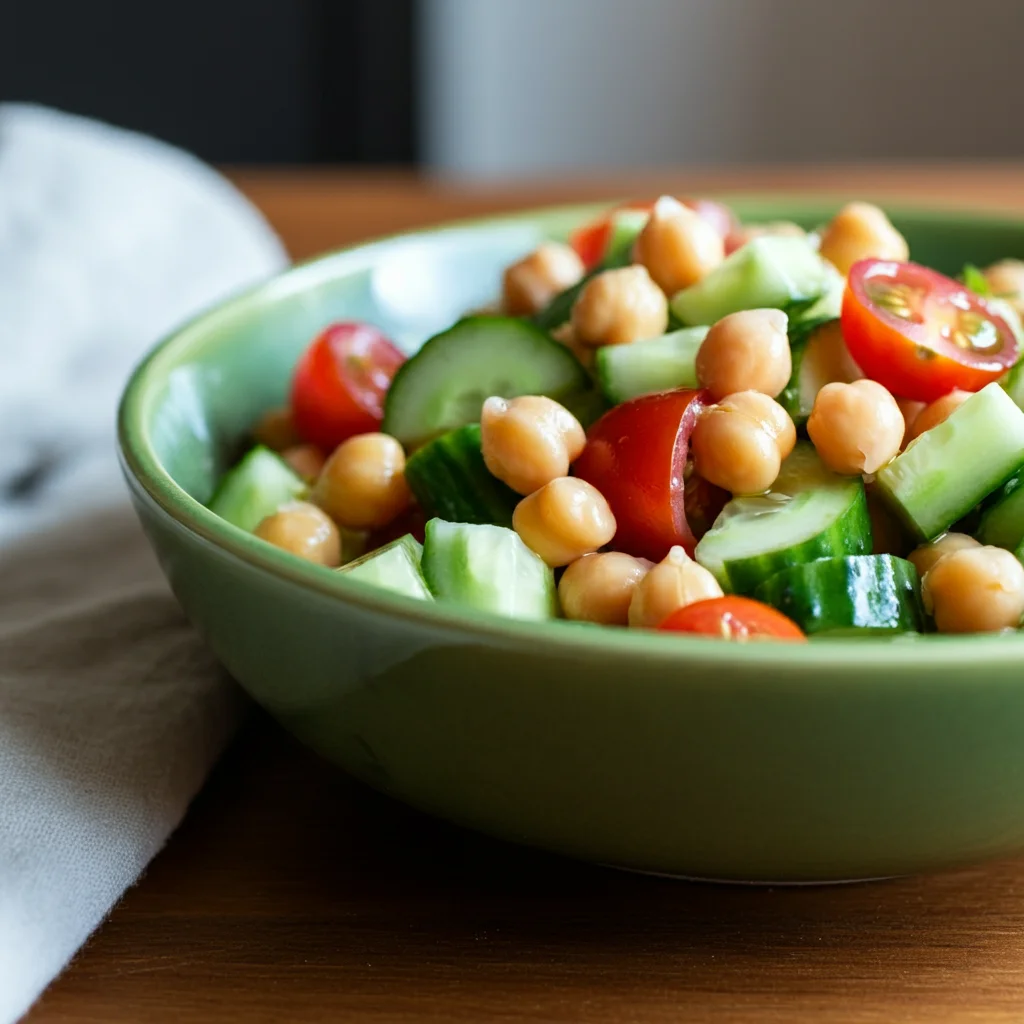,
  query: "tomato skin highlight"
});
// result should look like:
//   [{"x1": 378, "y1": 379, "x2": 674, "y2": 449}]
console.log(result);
[
  {"x1": 659, "y1": 597, "x2": 807, "y2": 641},
  {"x1": 572, "y1": 388, "x2": 711, "y2": 562},
  {"x1": 290, "y1": 323, "x2": 406, "y2": 451},
  {"x1": 841, "y1": 260, "x2": 1018, "y2": 402}
]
